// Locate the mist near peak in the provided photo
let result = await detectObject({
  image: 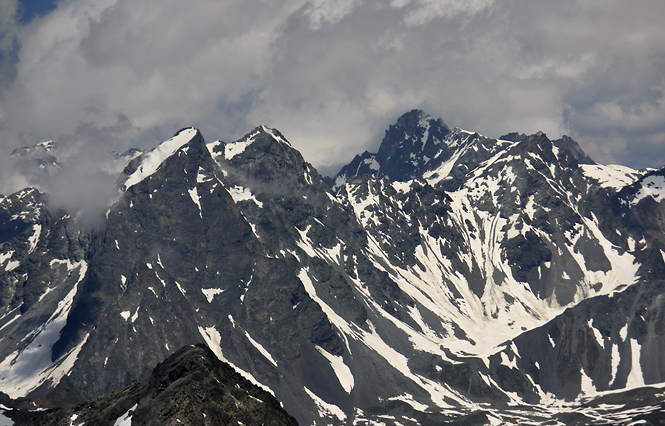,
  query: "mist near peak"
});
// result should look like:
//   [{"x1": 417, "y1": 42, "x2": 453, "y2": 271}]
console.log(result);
[{"x1": 0, "y1": 116, "x2": 151, "y2": 228}]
